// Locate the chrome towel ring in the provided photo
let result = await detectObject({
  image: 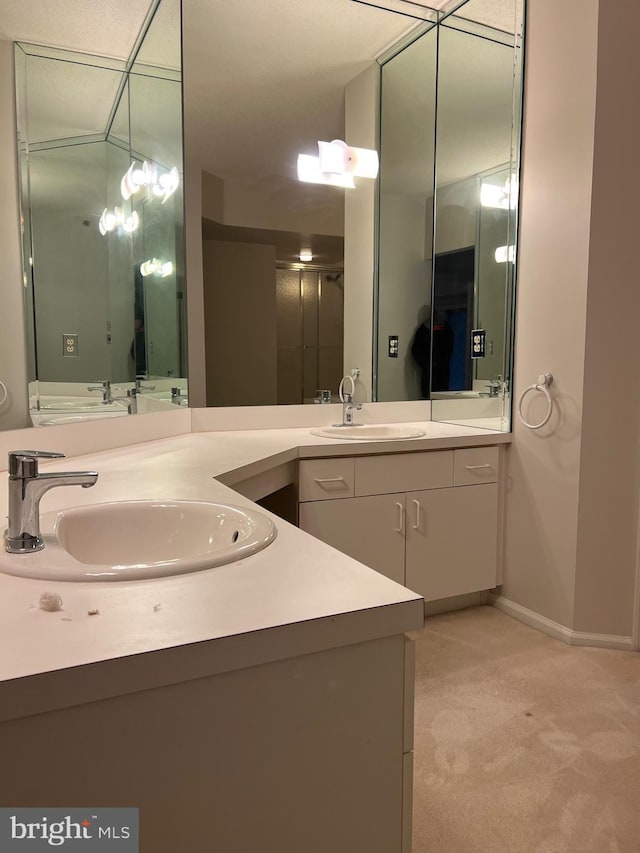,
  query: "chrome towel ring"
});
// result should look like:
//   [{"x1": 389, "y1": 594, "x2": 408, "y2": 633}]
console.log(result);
[{"x1": 517, "y1": 372, "x2": 554, "y2": 429}]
